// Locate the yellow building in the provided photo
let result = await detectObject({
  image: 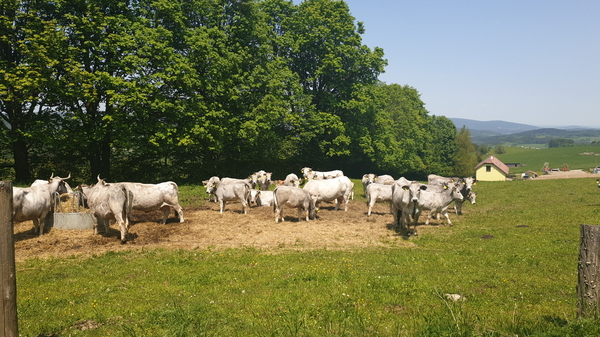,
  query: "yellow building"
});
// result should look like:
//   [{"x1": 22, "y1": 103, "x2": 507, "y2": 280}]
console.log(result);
[{"x1": 475, "y1": 156, "x2": 509, "y2": 181}]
